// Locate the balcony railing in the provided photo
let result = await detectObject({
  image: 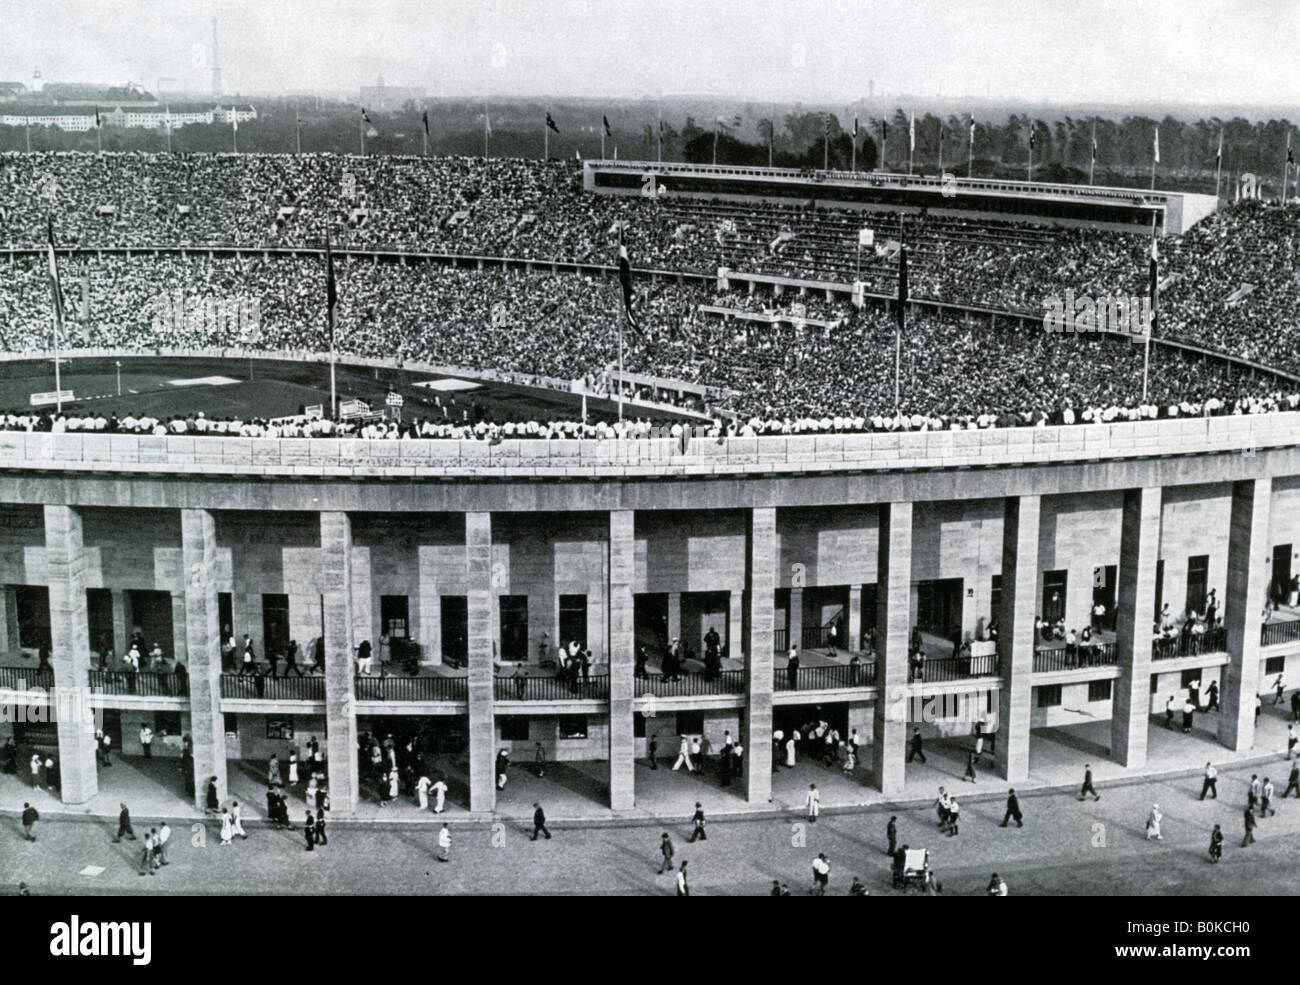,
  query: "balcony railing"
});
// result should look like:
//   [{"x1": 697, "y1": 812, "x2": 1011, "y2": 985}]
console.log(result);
[
  {"x1": 775, "y1": 662, "x2": 876, "y2": 691},
  {"x1": 910, "y1": 653, "x2": 1000, "y2": 683},
  {"x1": 1262, "y1": 620, "x2": 1300, "y2": 648},
  {"x1": 495, "y1": 674, "x2": 609, "y2": 701},
  {"x1": 1152, "y1": 626, "x2": 1227, "y2": 660},
  {"x1": 0, "y1": 666, "x2": 54, "y2": 690},
  {"x1": 220, "y1": 673, "x2": 326, "y2": 701},
  {"x1": 1032, "y1": 642, "x2": 1118, "y2": 673},
  {"x1": 801, "y1": 625, "x2": 838, "y2": 649},
  {"x1": 90, "y1": 670, "x2": 188, "y2": 697},
  {"x1": 635, "y1": 669, "x2": 747, "y2": 697},
  {"x1": 774, "y1": 628, "x2": 789, "y2": 653},
  {"x1": 354, "y1": 674, "x2": 467, "y2": 702}
]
